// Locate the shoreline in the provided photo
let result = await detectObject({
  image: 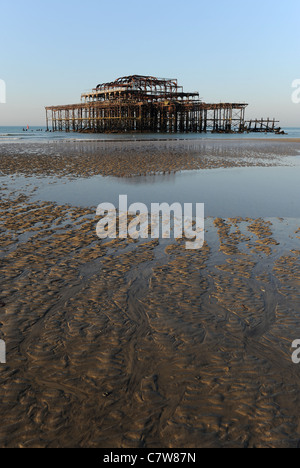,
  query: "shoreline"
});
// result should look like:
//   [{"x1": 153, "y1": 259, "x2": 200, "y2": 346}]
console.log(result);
[
  {"x1": 1, "y1": 139, "x2": 300, "y2": 180},
  {"x1": 1, "y1": 136, "x2": 300, "y2": 143}
]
